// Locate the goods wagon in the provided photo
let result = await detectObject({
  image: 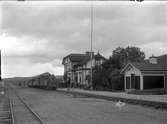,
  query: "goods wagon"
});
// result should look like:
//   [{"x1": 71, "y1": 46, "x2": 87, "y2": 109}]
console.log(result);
[{"x1": 27, "y1": 72, "x2": 57, "y2": 90}]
